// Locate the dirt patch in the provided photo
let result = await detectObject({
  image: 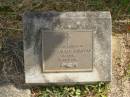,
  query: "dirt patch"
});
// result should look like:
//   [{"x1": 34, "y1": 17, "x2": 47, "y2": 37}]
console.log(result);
[{"x1": 109, "y1": 34, "x2": 130, "y2": 97}]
